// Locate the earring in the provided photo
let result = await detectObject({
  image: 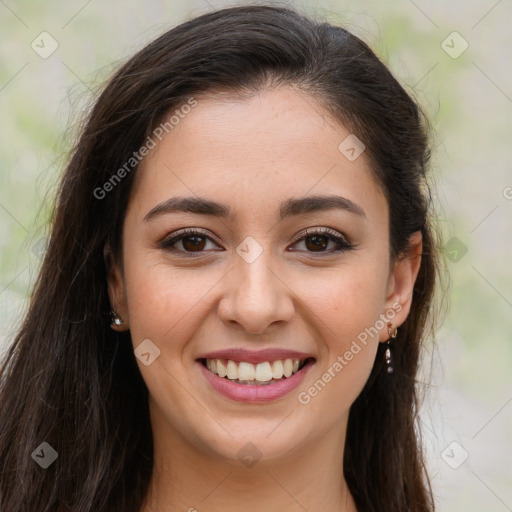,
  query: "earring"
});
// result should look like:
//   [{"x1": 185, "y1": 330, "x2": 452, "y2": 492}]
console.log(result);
[
  {"x1": 110, "y1": 310, "x2": 124, "y2": 327},
  {"x1": 385, "y1": 322, "x2": 398, "y2": 374}
]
